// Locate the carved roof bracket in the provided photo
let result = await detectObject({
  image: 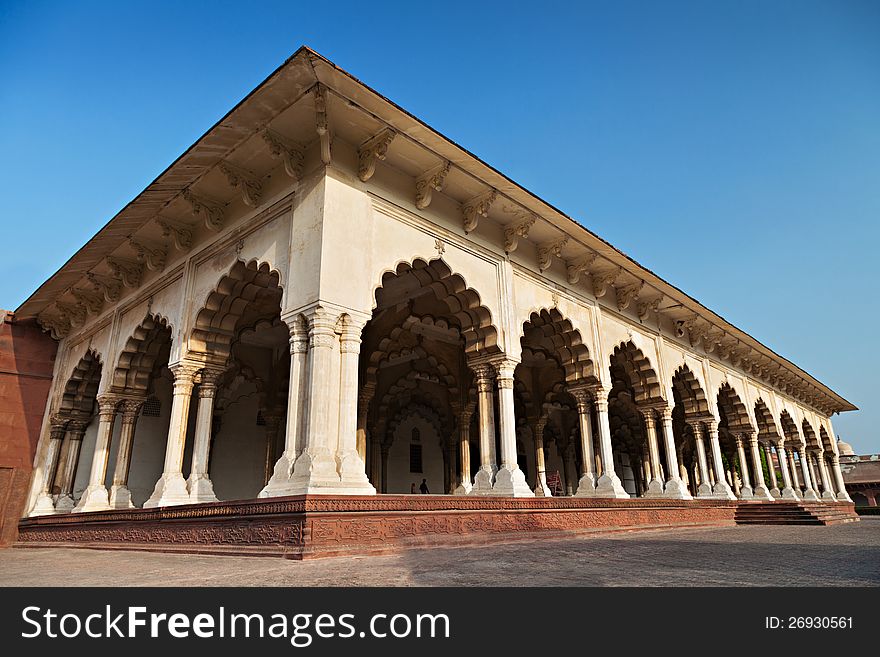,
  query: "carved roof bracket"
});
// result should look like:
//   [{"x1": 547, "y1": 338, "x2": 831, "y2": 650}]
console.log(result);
[
  {"x1": 314, "y1": 84, "x2": 331, "y2": 165},
  {"x1": 128, "y1": 237, "x2": 167, "y2": 272},
  {"x1": 503, "y1": 210, "x2": 537, "y2": 254},
  {"x1": 591, "y1": 266, "x2": 622, "y2": 298},
  {"x1": 415, "y1": 161, "x2": 450, "y2": 209},
  {"x1": 461, "y1": 189, "x2": 496, "y2": 234},
  {"x1": 55, "y1": 300, "x2": 86, "y2": 328},
  {"x1": 636, "y1": 293, "x2": 664, "y2": 321},
  {"x1": 86, "y1": 271, "x2": 122, "y2": 303},
  {"x1": 565, "y1": 252, "x2": 598, "y2": 285},
  {"x1": 218, "y1": 161, "x2": 263, "y2": 208},
  {"x1": 106, "y1": 257, "x2": 144, "y2": 289},
  {"x1": 616, "y1": 280, "x2": 644, "y2": 312},
  {"x1": 358, "y1": 128, "x2": 396, "y2": 182},
  {"x1": 182, "y1": 189, "x2": 225, "y2": 231},
  {"x1": 157, "y1": 217, "x2": 193, "y2": 251},
  {"x1": 537, "y1": 236, "x2": 569, "y2": 272},
  {"x1": 70, "y1": 287, "x2": 103, "y2": 315},
  {"x1": 262, "y1": 129, "x2": 305, "y2": 180}
]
